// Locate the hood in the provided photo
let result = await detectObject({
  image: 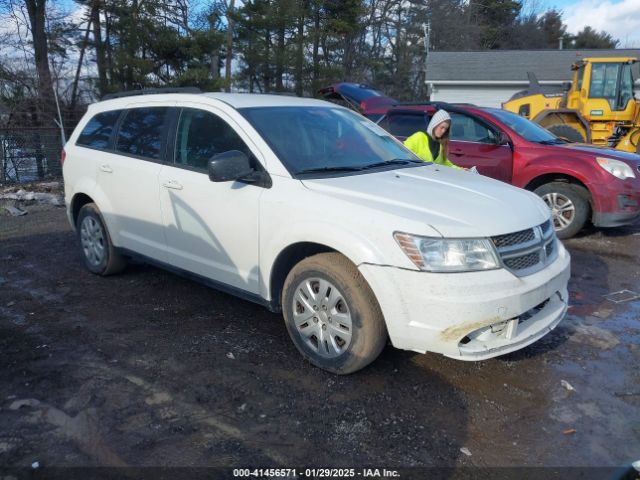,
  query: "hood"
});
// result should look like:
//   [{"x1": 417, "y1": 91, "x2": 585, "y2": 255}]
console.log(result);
[
  {"x1": 557, "y1": 143, "x2": 640, "y2": 163},
  {"x1": 301, "y1": 165, "x2": 550, "y2": 238}
]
